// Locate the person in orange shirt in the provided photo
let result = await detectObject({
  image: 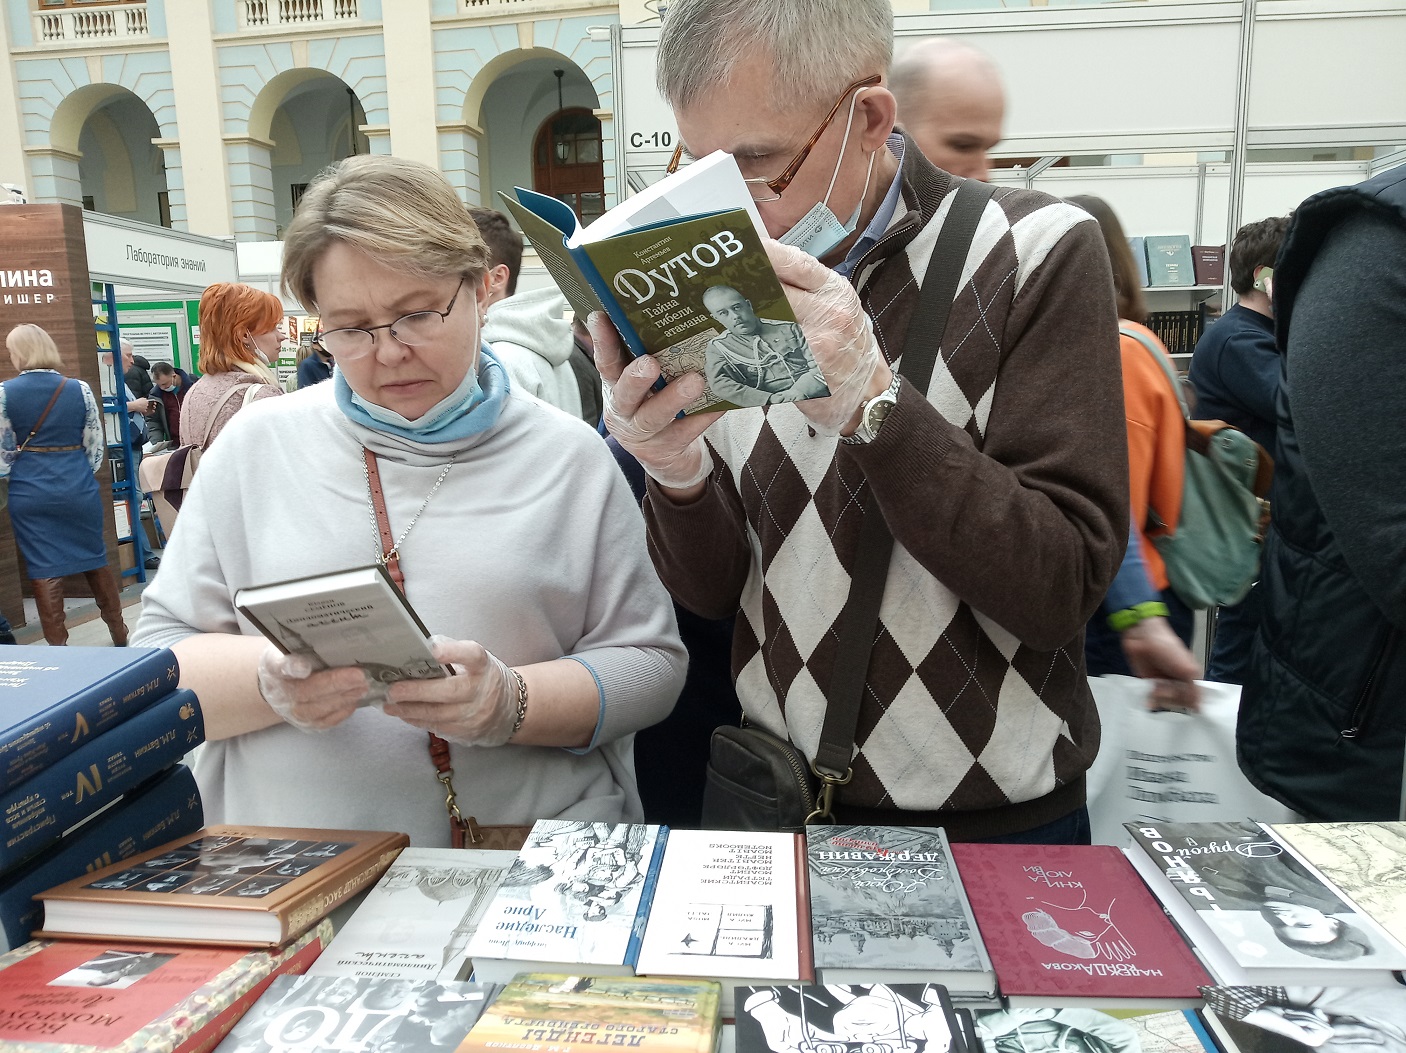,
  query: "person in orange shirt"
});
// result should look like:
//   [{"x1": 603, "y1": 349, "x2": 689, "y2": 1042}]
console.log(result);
[{"x1": 1070, "y1": 195, "x2": 1200, "y2": 711}]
